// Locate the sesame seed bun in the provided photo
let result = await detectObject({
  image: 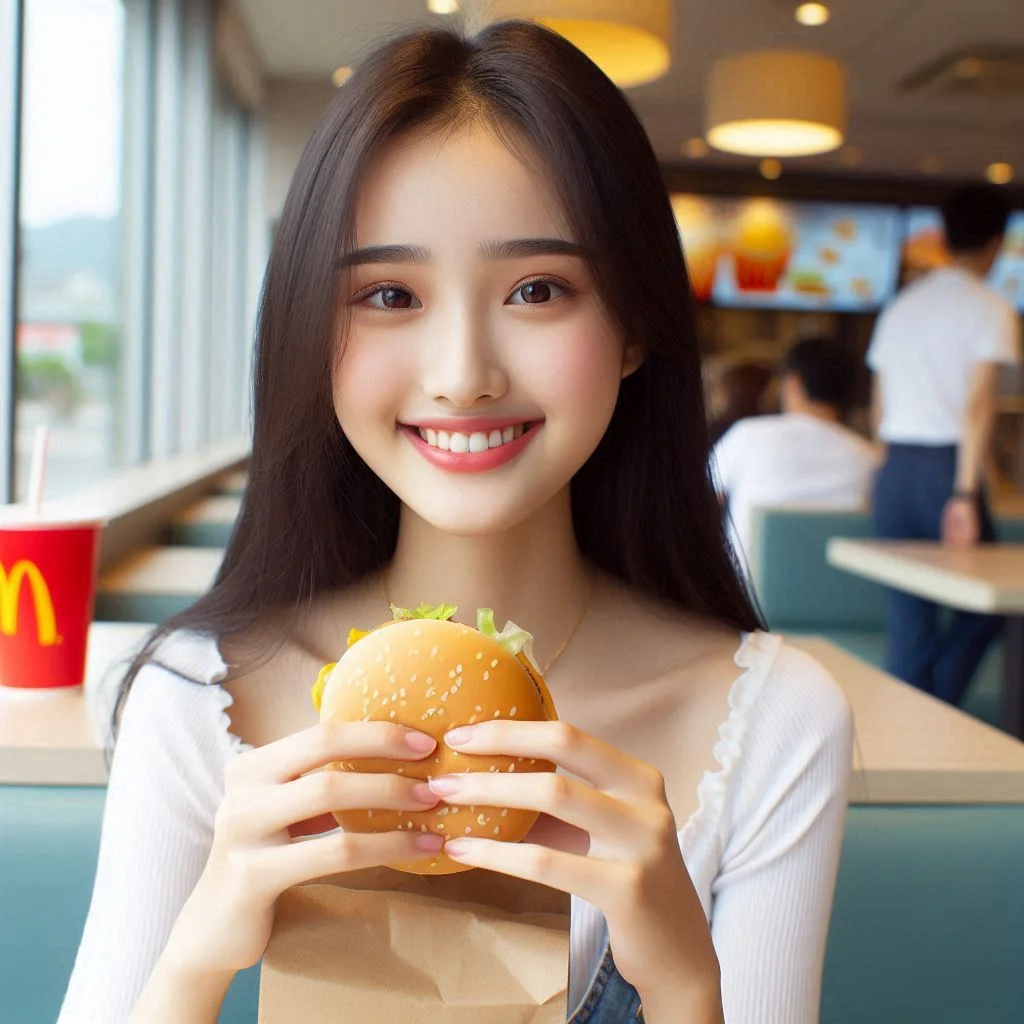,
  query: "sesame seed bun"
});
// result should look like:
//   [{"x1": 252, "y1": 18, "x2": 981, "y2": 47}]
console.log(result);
[{"x1": 318, "y1": 617, "x2": 557, "y2": 874}]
